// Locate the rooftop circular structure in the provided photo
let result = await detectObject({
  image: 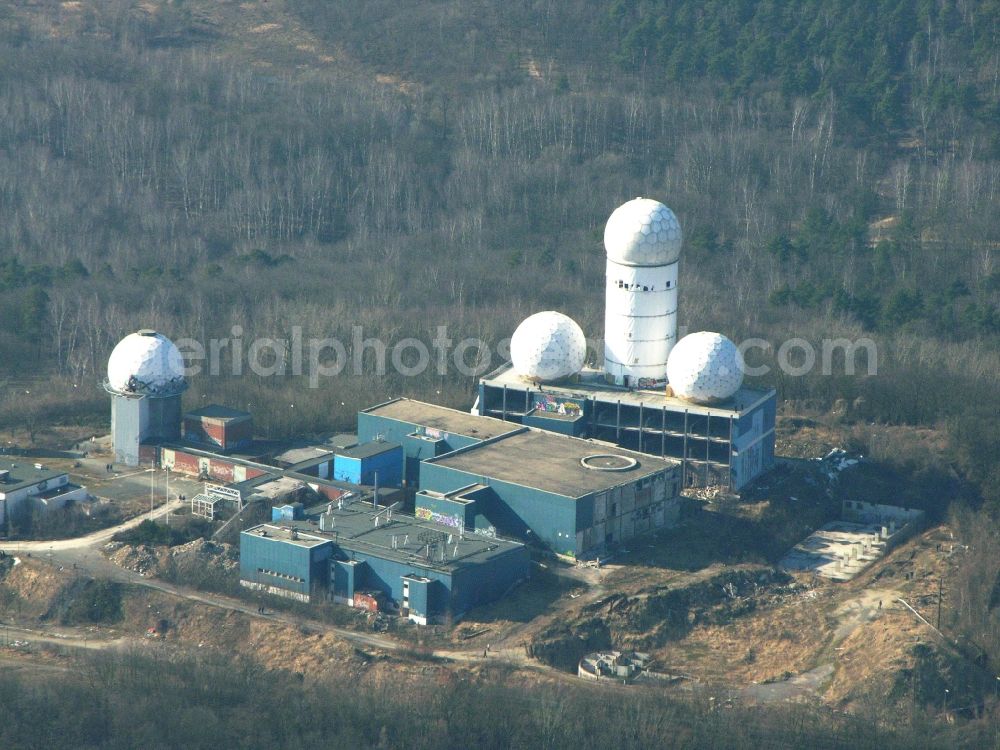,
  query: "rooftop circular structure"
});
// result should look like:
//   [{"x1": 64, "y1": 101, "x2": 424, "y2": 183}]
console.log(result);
[
  {"x1": 510, "y1": 311, "x2": 587, "y2": 383},
  {"x1": 666, "y1": 331, "x2": 744, "y2": 404},
  {"x1": 580, "y1": 454, "x2": 638, "y2": 471},
  {"x1": 604, "y1": 197, "x2": 682, "y2": 267},
  {"x1": 106, "y1": 329, "x2": 187, "y2": 396}
]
